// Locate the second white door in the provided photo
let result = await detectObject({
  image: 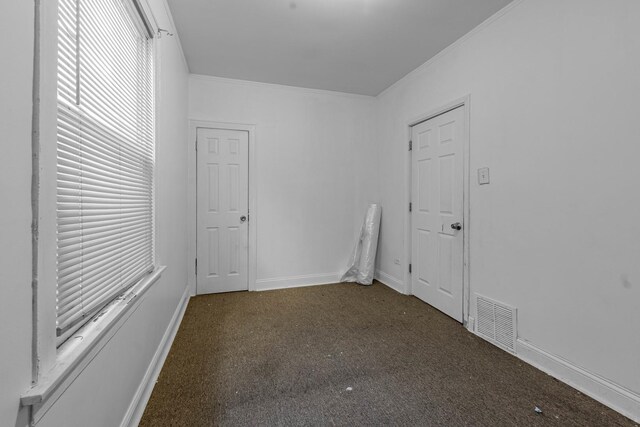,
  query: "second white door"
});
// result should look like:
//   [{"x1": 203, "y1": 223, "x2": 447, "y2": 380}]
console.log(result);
[
  {"x1": 411, "y1": 106, "x2": 465, "y2": 322},
  {"x1": 196, "y1": 128, "x2": 249, "y2": 294}
]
